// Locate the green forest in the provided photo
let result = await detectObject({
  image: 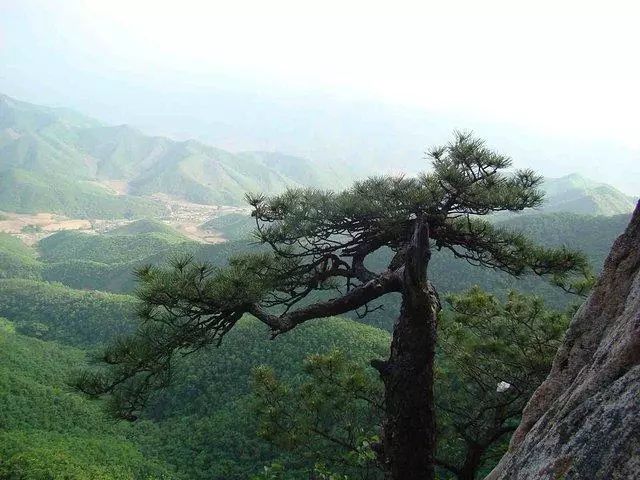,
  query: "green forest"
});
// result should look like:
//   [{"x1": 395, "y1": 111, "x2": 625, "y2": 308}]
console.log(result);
[
  {"x1": 0, "y1": 184, "x2": 633, "y2": 479},
  {"x1": 0, "y1": 95, "x2": 638, "y2": 480},
  {"x1": 2, "y1": 4, "x2": 639, "y2": 478}
]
